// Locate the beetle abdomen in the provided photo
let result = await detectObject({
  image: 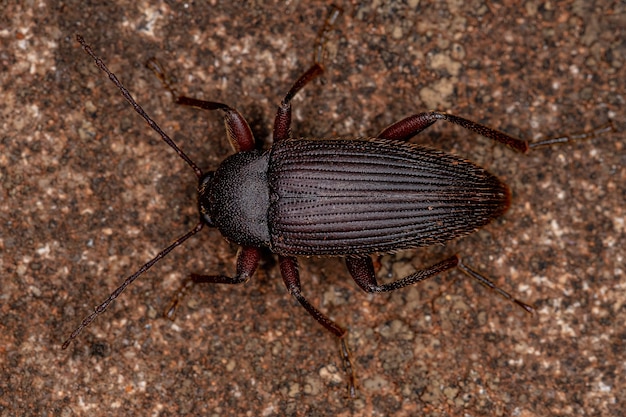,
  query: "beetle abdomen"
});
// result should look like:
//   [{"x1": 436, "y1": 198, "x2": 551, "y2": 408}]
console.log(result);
[{"x1": 267, "y1": 139, "x2": 509, "y2": 256}]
